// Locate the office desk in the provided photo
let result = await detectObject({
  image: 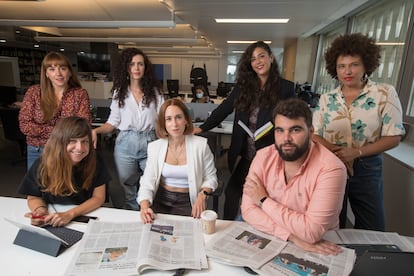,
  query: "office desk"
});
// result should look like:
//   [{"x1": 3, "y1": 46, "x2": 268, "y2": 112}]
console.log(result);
[
  {"x1": 0, "y1": 196, "x2": 251, "y2": 276},
  {"x1": 195, "y1": 121, "x2": 233, "y2": 159},
  {"x1": 2, "y1": 197, "x2": 414, "y2": 275}
]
